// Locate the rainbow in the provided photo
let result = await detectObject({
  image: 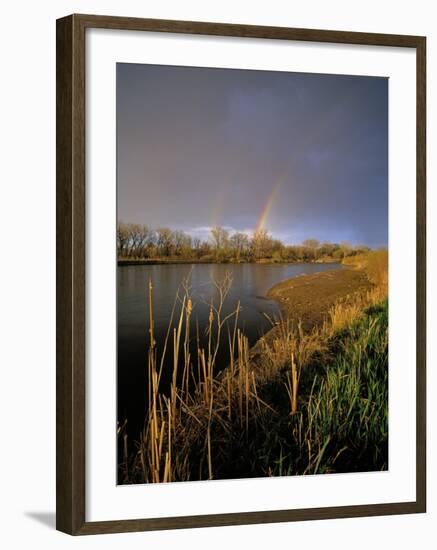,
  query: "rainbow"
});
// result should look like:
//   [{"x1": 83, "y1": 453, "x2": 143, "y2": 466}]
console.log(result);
[{"x1": 255, "y1": 176, "x2": 283, "y2": 233}]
